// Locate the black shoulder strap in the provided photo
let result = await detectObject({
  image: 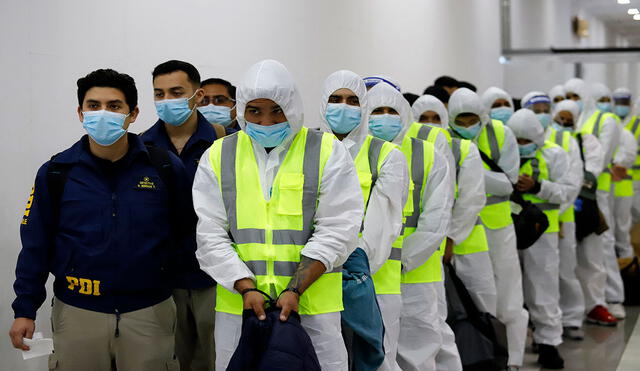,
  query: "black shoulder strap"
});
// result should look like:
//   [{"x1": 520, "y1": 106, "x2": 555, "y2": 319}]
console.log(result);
[
  {"x1": 479, "y1": 149, "x2": 505, "y2": 174},
  {"x1": 46, "y1": 155, "x2": 73, "y2": 227},
  {"x1": 576, "y1": 133, "x2": 586, "y2": 171},
  {"x1": 145, "y1": 145, "x2": 175, "y2": 195}
]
